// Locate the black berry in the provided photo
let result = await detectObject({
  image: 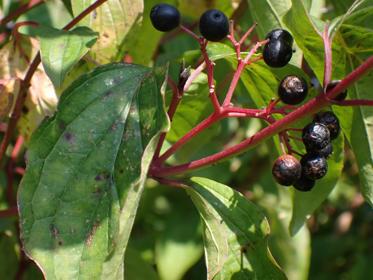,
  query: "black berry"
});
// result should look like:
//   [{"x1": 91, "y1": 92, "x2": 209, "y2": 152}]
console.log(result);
[
  {"x1": 314, "y1": 111, "x2": 340, "y2": 140},
  {"x1": 301, "y1": 153, "x2": 328, "y2": 180},
  {"x1": 326, "y1": 80, "x2": 347, "y2": 101},
  {"x1": 302, "y1": 122, "x2": 330, "y2": 152},
  {"x1": 278, "y1": 75, "x2": 308, "y2": 105},
  {"x1": 150, "y1": 4, "x2": 180, "y2": 32},
  {"x1": 266, "y1": 29, "x2": 293, "y2": 46},
  {"x1": 293, "y1": 175, "x2": 315, "y2": 192},
  {"x1": 316, "y1": 143, "x2": 333, "y2": 158},
  {"x1": 263, "y1": 39, "x2": 293, "y2": 68},
  {"x1": 199, "y1": 9, "x2": 229, "y2": 41},
  {"x1": 272, "y1": 154, "x2": 302, "y2": 186}
]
